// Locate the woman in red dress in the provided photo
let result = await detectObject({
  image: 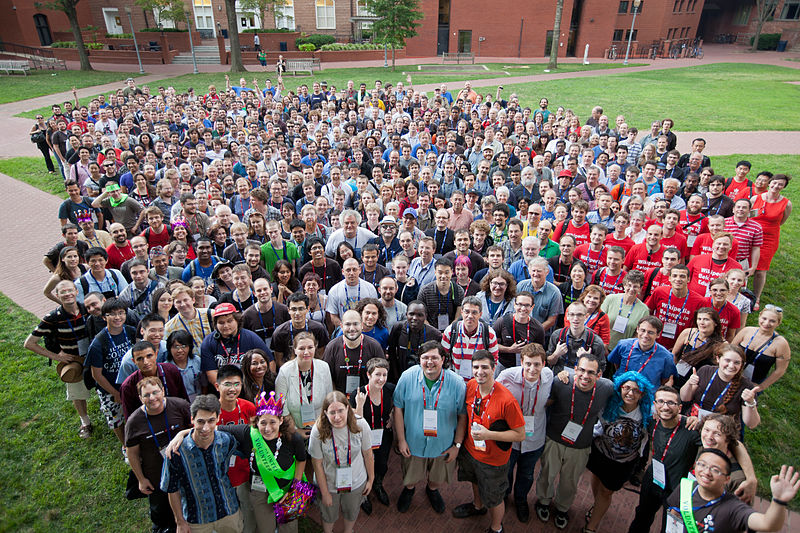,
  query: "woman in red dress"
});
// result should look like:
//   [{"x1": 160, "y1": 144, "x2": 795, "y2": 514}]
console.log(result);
[{"x1": 750, "y1": 174, "x2": 793, "y2": 308}]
